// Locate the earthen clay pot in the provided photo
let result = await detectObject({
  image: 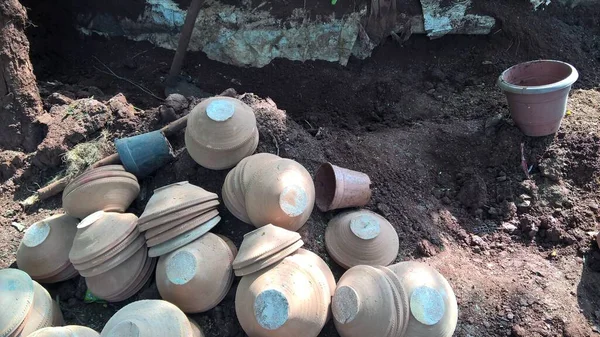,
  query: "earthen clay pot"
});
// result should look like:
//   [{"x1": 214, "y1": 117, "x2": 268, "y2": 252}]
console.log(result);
[
  {"x1": 17, "y1": 214, "x2": 79, "y2": 282},
  {"x1": 85, "y1": 246, "x2": 147, "y2": 300},
  {"x1": 222, "y1": 168, "x2": 250, "y2": 224},
  {"x1": 102, "y1": 256, "x2": 156, "y2": 303},
  {"x1": 52, "y1": 301, "x2": 65, "y2": 326},
  {"x1": 185, "y1": 97, "x2": 259, "y2": 170},
  {"x1": 388, "y1": 262, "x2": 458, "y2": 337},
  {"x1": 145, "y1": 209, "x2": 219, "y2": 243},
  {"x1": 77, "y1": 234, "x2": 146, "y2": 278},
  {"x1": 293, "y1": 249, "x2": 336, "y2": 296},
  {"x1": 245, "y1": 159, "x2": 315, "y2": 231},
  {"x1": 36, "y1": 264, "x2": 78, "y2": 284},
  {"x1": 148, "y1": 216, "x2": 222, "y2": 258},
  {"x1": 63, "y1": 166, "x2": 134, "y2": 197},
  {"x1": 236, "y1": 256, "x2": 330, "y2": 337},
  {"x1": 137, "y1": 182, "x2": 218, "y2": 224},
  {"x1": 62, "y1": 176, "x2": 140, "y2": 219},
  {"x1": 189, "y1": 319, "x2": 205, "y2": 337},
  {"x1": 156, "y1": 233, "x2": 235, "y2": 313},
  {"x1": 26, "y1": 326, "x2": 100, "y2": 337},
  {"x1": 216, "y1": 234, "x2": 238, "y2": 257},
  {"x1": 100, "y1": 300, "x2": 193, "y2": 337},
  {"x1": 138, "y1": 200, "x2": 219, "y2": 232},
  {"x1": 69, "y1": 212, "x2": 138, "y2": 265},
  {"x1": 19, "y1": 281, "x2": 59, "y2": 336},
  {"x1": 234, "y1": 240, "x2": 304, "y2": 277},
  {"x1": 239, "y1": 153, "x2": 281, "y2": 195},
  {"x1": 0, "y1": 269, "x2": 34, "y2": 337},
  {"x1": 72, "y1": 229, "x2": 141, "y2": 271},
  {"x1": 314, "y1": 163, "x2": 372, "y2": 212},
  {"x1": 233, "y1": 224, "x2": 301, "y2": 270},
  {"x1": 332, "y1": 265, "x2": 404, "y2": 337},
  {"x1": 325, "y1": 210, "x2": 399, "y2": 269}
]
